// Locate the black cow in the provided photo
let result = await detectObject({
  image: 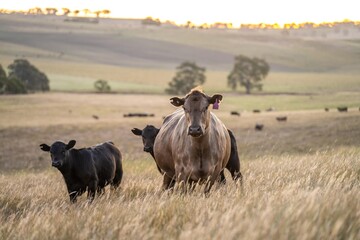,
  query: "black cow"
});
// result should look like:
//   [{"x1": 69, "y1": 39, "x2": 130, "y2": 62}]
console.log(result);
[
  {"x1": 255, "y1": 123, "x2": 264, "y2": 131},
  {"x1": 276, "y1": 116, "x2": 287, "y2": 122},
  {"x1": 40, "y1": 140, "x2": 123, "y2": 203},
  {"x1": 132, "y1": 125, "x2": 242, "y2": 185},
  {"x1": 131, "y1": 125, "x2": 162, "y2": 173},
  {"x1": 337, "y1": 107, "x2": 348, "y2": 112}
]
